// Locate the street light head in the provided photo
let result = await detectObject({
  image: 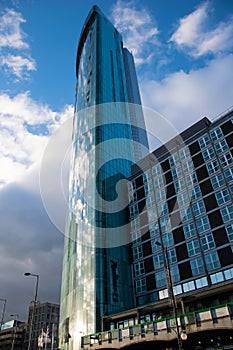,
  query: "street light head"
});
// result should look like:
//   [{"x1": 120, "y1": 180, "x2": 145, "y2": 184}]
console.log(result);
[
  {"x1": 181, "y1": 331, "x2": 188, "y2": 341},
  {"x1": 155, "y1": 241, "x2": 162, "y2": 246},
  {"x1": 24, "y1": 272, "x2": 31, "y2": 276}
]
